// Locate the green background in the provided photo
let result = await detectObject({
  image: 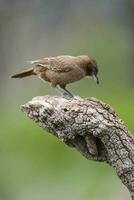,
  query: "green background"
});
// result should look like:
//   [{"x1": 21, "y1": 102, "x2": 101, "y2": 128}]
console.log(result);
[{"x1": 0, "y1": 1, "x2": 133, "y2": 199}]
